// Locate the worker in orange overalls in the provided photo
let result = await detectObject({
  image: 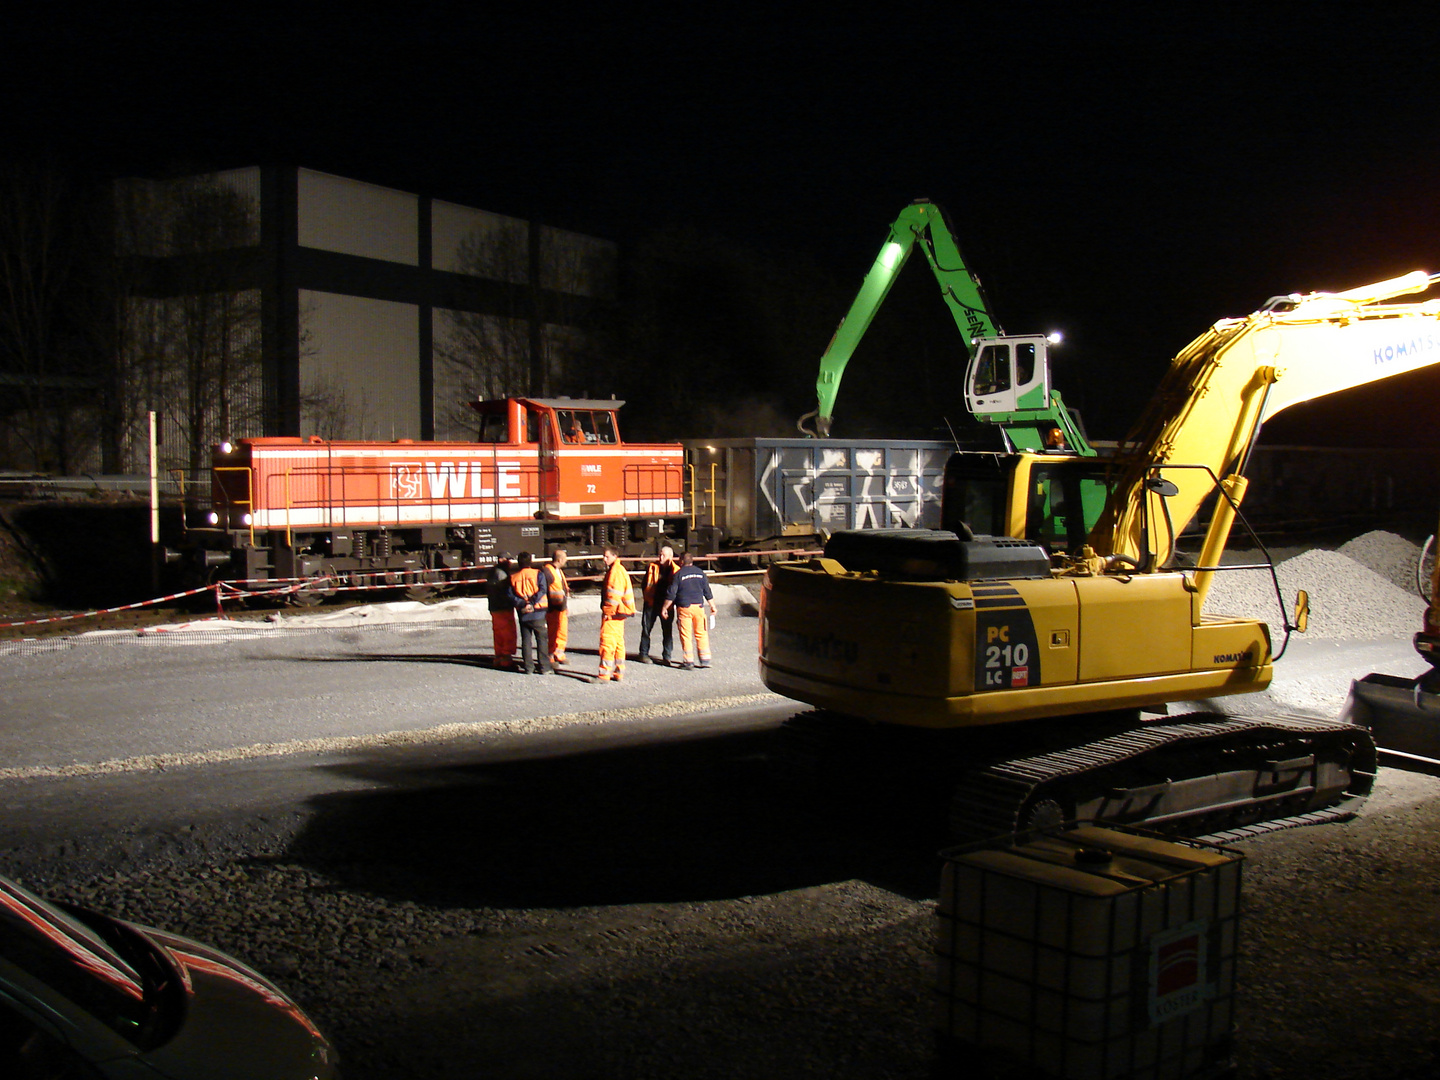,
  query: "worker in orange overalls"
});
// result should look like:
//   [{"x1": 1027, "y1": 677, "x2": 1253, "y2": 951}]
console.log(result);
[
  {"x1": 486, "y1": 553, "x2": 517, "y2": 669},
  {"x1": 596, "y1": 546, "x2": 635, "y2": 682},
  {"x1": 661, "y1": 552, "x2": 716, "y2": 669},
  {"x1": 546, "y1": 548, "x2": 572, "y2": 666}
]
